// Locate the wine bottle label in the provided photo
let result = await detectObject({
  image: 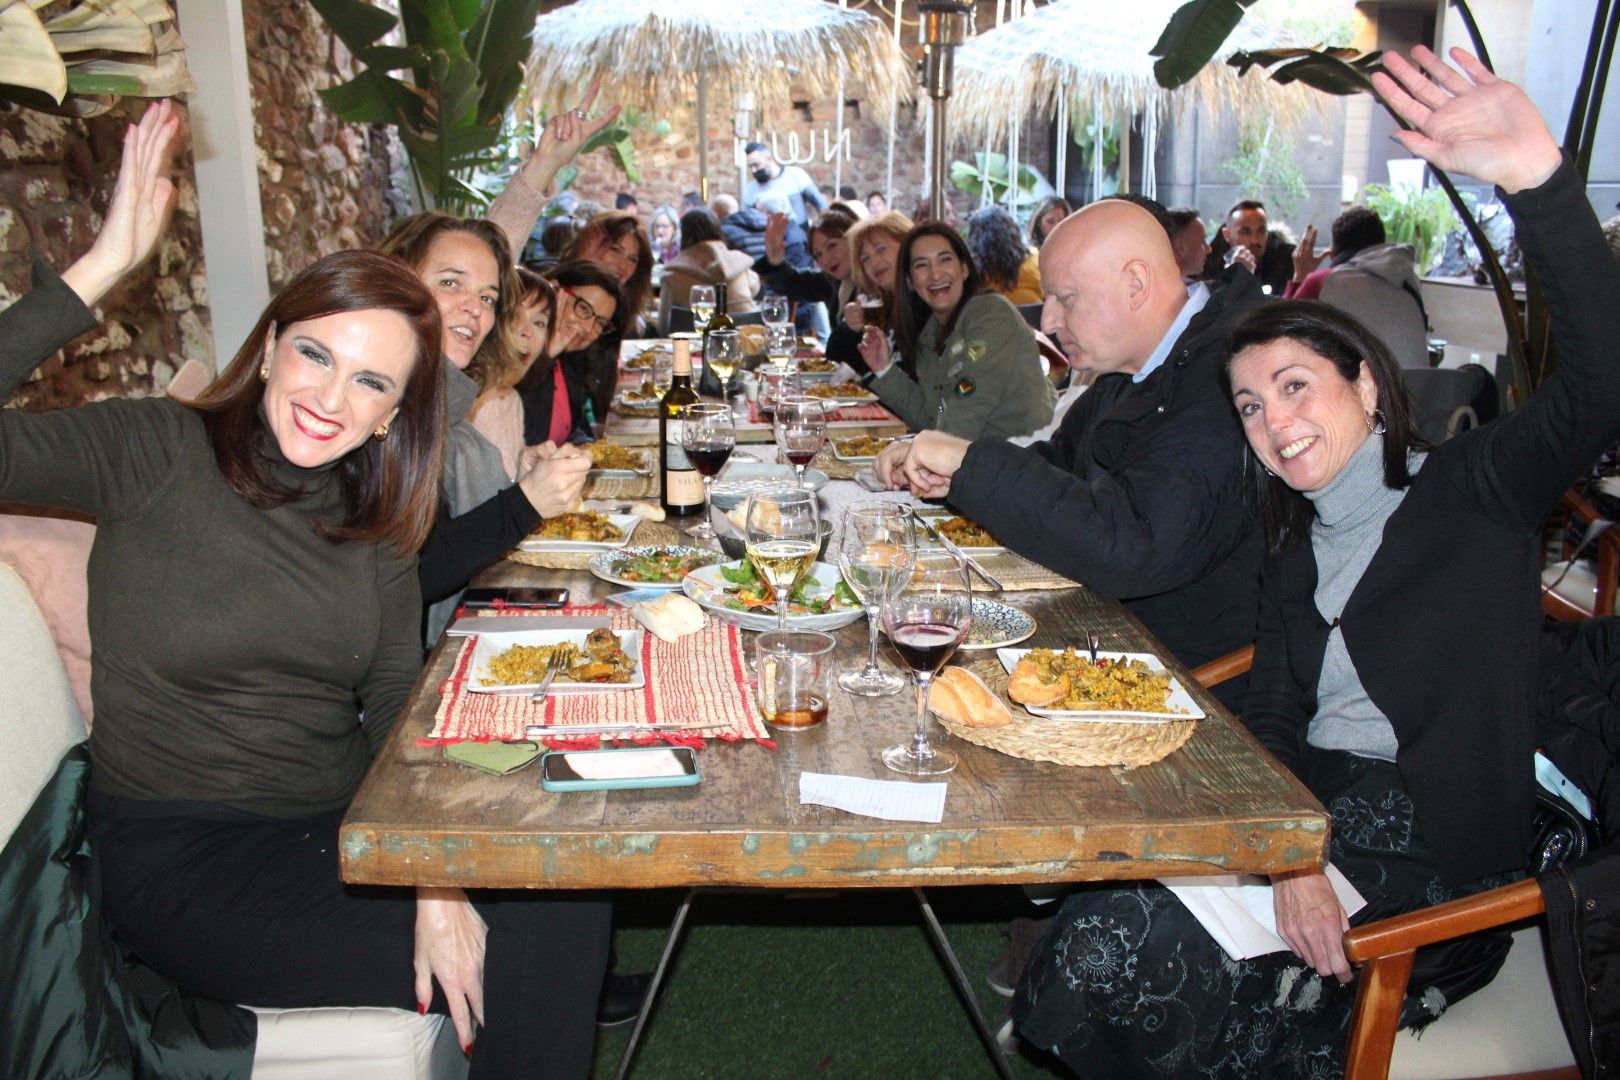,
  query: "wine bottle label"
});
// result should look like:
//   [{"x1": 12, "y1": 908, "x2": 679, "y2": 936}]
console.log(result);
[
  {"x1": 665, "y1": 468, "x2": 704, "y2": 505},
  {"x1": 664, "y1": 419, "x2": 691, "y2": 468}
]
